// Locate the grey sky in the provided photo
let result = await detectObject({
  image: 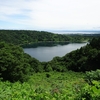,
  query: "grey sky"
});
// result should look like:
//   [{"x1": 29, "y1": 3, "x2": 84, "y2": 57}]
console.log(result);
[{"x1": 0, "y1": 0, "x2": 100, "y2": 31}]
